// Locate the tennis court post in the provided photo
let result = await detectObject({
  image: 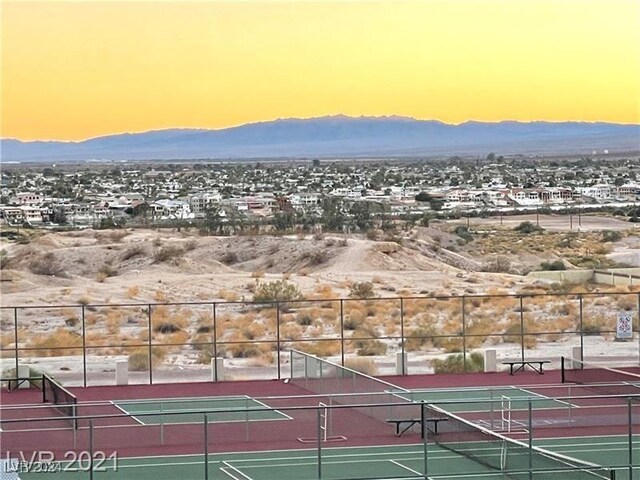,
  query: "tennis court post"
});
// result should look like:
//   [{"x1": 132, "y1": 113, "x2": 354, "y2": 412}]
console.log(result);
[
  {"x1": 528, "y1": 400, "x2": 533, "y2": 480},
  {"x1": 204, "y1": 414, "x2": 209, "y2": 480},
  {"x1": 89, "y1": 419, "x2": 94, "y2": 480},
  {"x1": 422, "y1": 401, "x2": 428, "y2": 478},
  {"x1": 317, "y1": 406, "x2": 322, "y2": 479},
  {"x1": 628, "y1": 397, "x2": 633, "y2": 480}
]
